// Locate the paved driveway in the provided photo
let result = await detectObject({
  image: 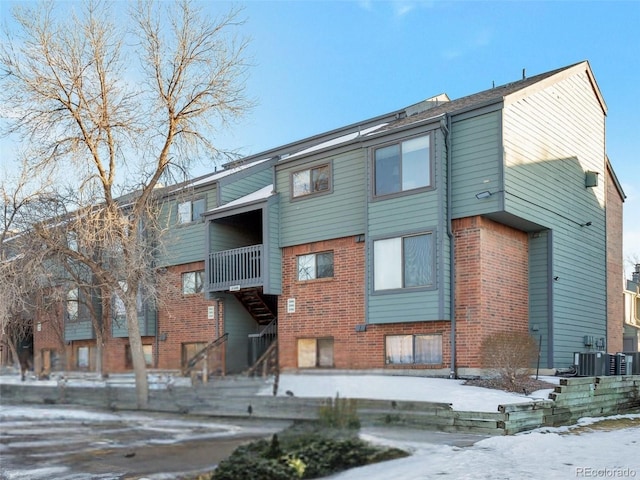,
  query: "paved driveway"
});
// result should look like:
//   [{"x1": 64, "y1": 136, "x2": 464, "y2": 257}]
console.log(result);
[{"x1": 0, "y1": 404, "x2": 288, "y2": 479}]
